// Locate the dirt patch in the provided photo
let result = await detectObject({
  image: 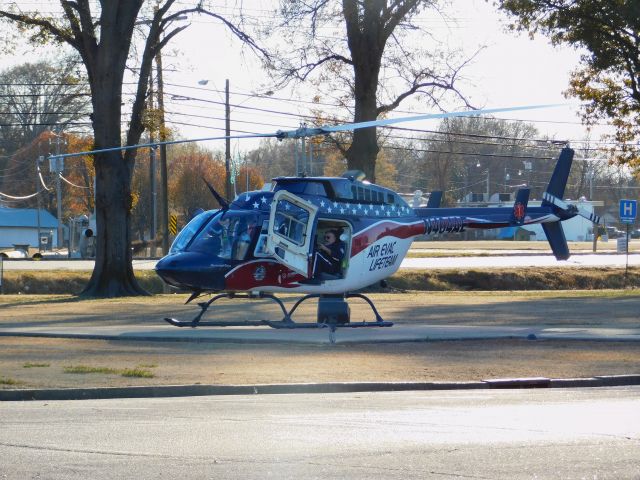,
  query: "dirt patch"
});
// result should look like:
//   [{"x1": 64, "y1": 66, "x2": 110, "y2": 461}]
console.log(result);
[
  {"x1": 1, "y1": 337, "x2": 639, "y2": 389},
  {"x1": 0, "y1": 291, "x2": 639, "y2": 389}
]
